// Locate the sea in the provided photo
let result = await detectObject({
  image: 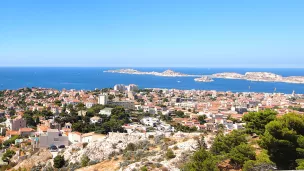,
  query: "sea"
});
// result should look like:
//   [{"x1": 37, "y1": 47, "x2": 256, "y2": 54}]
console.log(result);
[{"x1": 0, "y1": 67, "x2": 303, "y2": 94}]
